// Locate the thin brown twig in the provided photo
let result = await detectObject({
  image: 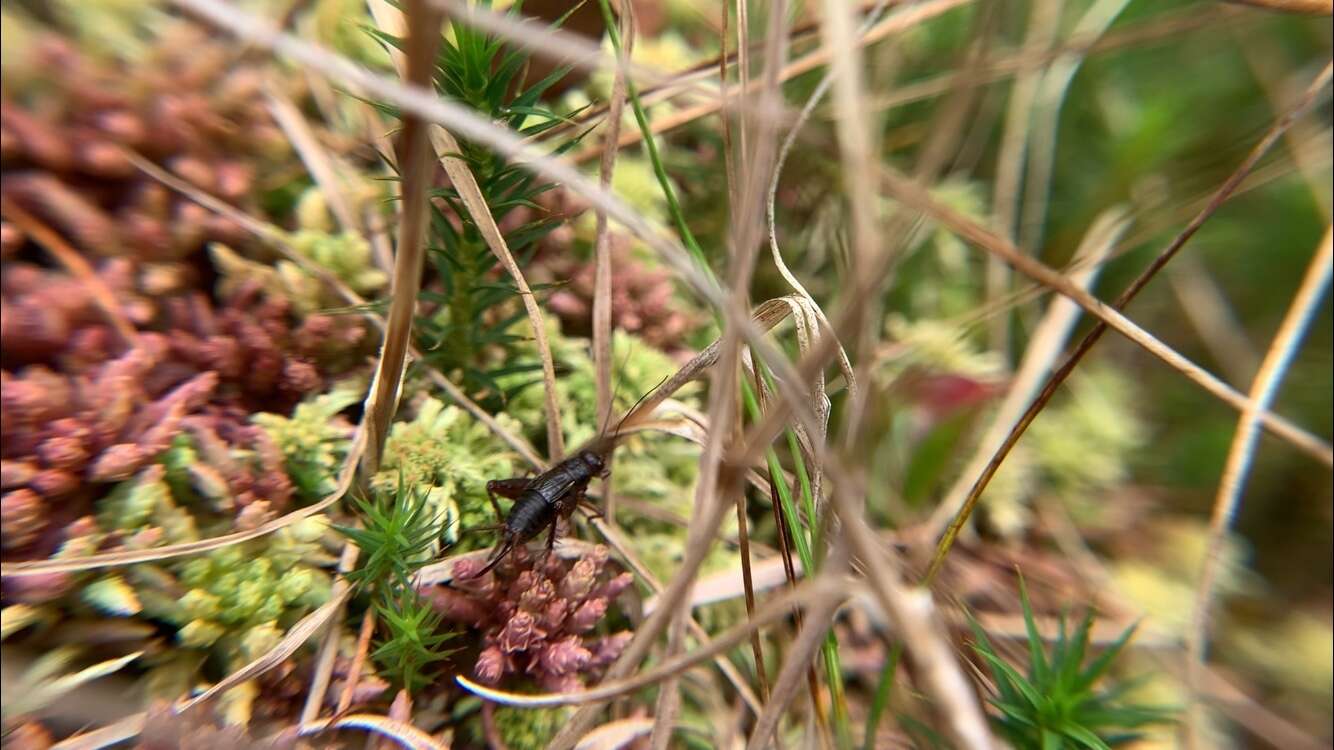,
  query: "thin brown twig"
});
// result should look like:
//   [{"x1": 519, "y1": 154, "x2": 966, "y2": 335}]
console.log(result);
[
  {"x1": 923, "y1": 60, "x2": 1334, "y2": 583},
  {"x1": 0, "y1": 198, "x2": 139, "y2": 348},
  {"x1": 337, "y1": 607, "x2": 378, "y2": 712},
  {"x1": 1185, "y1": 226, "x2": 1333, "y2": 749},
  {"x1": 592, "y1": 0, "x2": 633, "y2": 520},
  {"x1": 301, "y1": 540, "x2": 362, "y2": 724},
  {"x1": 360, "y1": 0, "x2": 443, "y2": 474}
]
